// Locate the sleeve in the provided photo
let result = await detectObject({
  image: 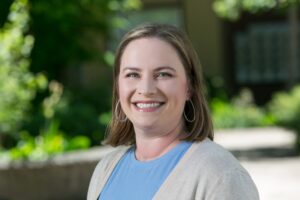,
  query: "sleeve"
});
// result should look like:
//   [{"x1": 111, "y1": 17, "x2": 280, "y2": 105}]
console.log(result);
[
  {"x1": 86, "y1": 146, "x2": 129, "y2": 200},
  {"x1": 207, "y1": 168, "x2": 260, "y2": 200},
  {"x1": 87, "y1": 160, "x2": 106, "y2": 200}
]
